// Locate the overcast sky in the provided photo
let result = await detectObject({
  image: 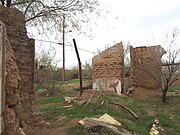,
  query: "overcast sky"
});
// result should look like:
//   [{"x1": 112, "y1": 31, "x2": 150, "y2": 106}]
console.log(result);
[{"x1": 35, "y1": 0, "x2": 180, "y2": 68}]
